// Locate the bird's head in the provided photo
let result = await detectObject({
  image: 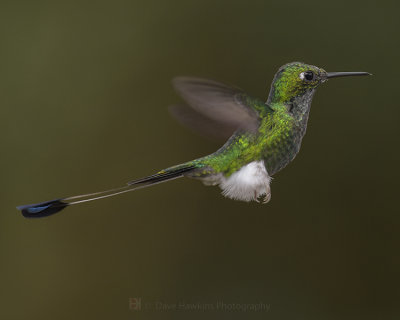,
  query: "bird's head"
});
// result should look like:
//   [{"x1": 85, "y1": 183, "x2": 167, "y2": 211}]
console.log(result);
[{"x1": 267, "y1": 62, "x2": 370, "y2": 106}]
